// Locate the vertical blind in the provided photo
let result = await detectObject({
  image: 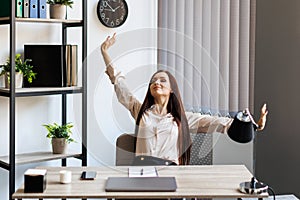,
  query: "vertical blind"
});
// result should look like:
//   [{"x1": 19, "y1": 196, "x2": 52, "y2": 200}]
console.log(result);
[{"x1": 158, "y1": 0, "x2": 256, "y2": 116}]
